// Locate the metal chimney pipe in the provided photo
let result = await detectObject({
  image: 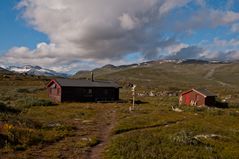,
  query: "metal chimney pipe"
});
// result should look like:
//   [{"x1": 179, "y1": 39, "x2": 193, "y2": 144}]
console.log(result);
[{"x1": 91, "y1": 72, "x2": 94, "y2": 82}]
